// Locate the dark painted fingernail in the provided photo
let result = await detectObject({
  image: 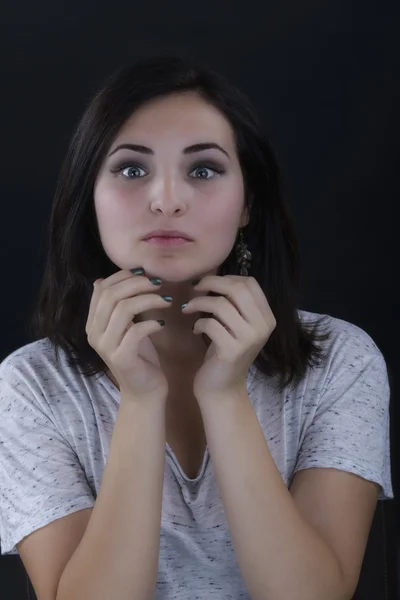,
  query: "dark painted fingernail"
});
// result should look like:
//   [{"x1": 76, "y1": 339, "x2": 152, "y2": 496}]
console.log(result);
[
  {"x1": 161, "y1": 295, "x2": 173, "y2": 302},
  {"x1": 157, "y1": 320, "x2": 165, "y2": 326},
  {"x1": 191, "y1": 279, "x2": 200, "y2": 286},
  {"x1": 130, "y1": 267, "x2": 145, "y2": 275},
  {"x1": 149, "y1": 277, "x2": 162, "y2": 285}
]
